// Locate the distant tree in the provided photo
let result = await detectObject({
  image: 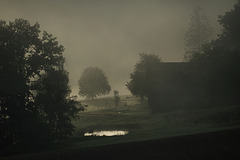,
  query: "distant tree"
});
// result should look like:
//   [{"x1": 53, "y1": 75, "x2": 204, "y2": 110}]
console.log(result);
[
  {"x1": 183, "y1": 6, "x2": 213, "y2": 61},
  {"x1": 78, "y1": 67, "x2": 111, "y2": 99},
  {"x1": 0, "y1": 19, "x2": 79, "y2": 150},
  {"x1": 126, "y1": 53, "x2": 161, "y2": 100},
  {"x1": 113, "y1": 90, "x2": 120, "y2": 107}
]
